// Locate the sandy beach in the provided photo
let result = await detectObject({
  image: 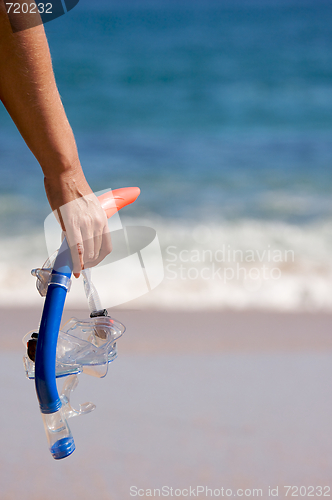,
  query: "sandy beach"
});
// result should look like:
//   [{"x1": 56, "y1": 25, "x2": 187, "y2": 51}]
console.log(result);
[
  {"x1": 2, "y1": 307, "x2": 332, "y2": 354},
  {"x1": 0, "y1": 308, "x2": 331, "y2": 500}
]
